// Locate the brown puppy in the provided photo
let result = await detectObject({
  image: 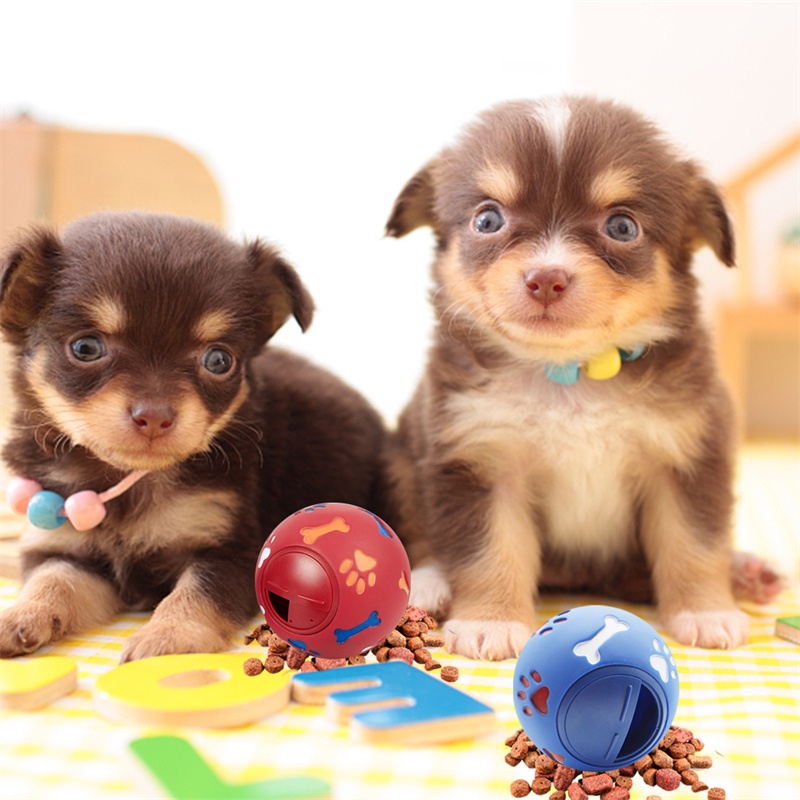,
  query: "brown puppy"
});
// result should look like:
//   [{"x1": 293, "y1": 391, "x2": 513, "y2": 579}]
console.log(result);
[
  {"x1": 0, "y1": 211, "x2": 386, "y2": 662},
  {"x1": 385, "y1": 97, "x2": 781, "y2": 660}
]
